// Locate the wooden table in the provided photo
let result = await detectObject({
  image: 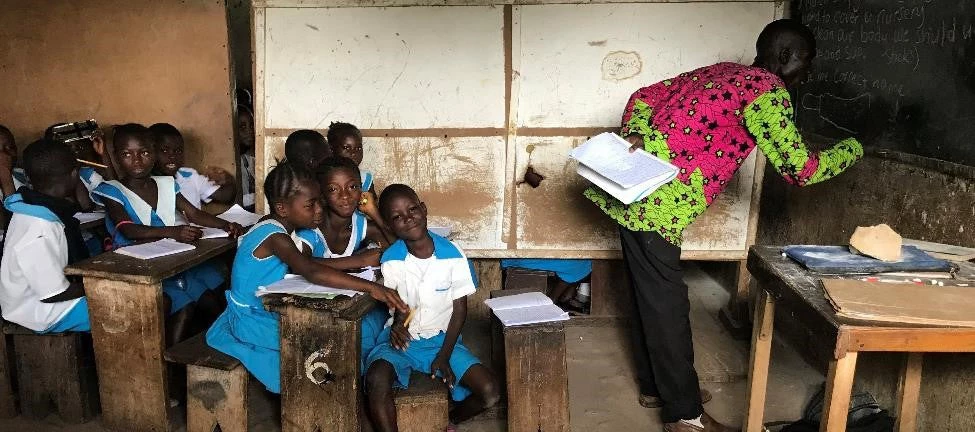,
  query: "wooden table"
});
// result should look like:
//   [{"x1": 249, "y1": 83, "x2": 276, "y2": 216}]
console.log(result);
[
  {"x1": 263, "y1": 293, "x2": 377, "y2": 432},
  {"x1": 743, "y1": 246, "x2": 975, "y2": 432},
  {"x1": 65, "y1": 238, "x2": 236, "y2": 432}
]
